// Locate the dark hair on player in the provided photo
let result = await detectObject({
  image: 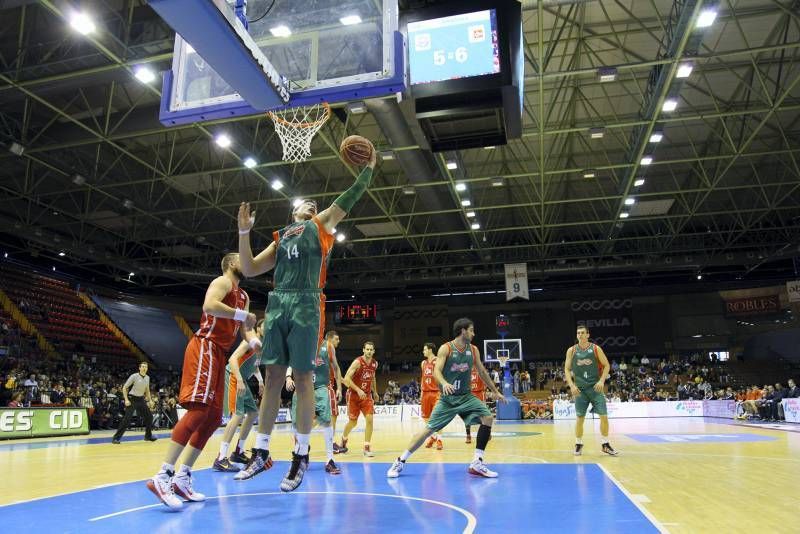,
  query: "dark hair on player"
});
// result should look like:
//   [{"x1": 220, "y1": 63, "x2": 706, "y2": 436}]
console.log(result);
[
  {"x1": 326, "y1": 330, "x2": 338, "y2": 339},
  {"x1": 424, "y1": 342, "x2": 436, "y2": 353},
  {"x1": 452, "y1": 317, "x2": 474, "y2": 338}
]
